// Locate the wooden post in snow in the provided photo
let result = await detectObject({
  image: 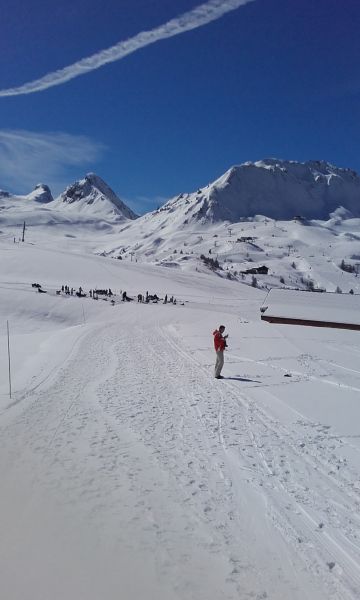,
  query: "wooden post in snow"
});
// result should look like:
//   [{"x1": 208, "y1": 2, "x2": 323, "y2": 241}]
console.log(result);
[{"x1": 7, "y1": 320, "x2": 12, "y2": 399}]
